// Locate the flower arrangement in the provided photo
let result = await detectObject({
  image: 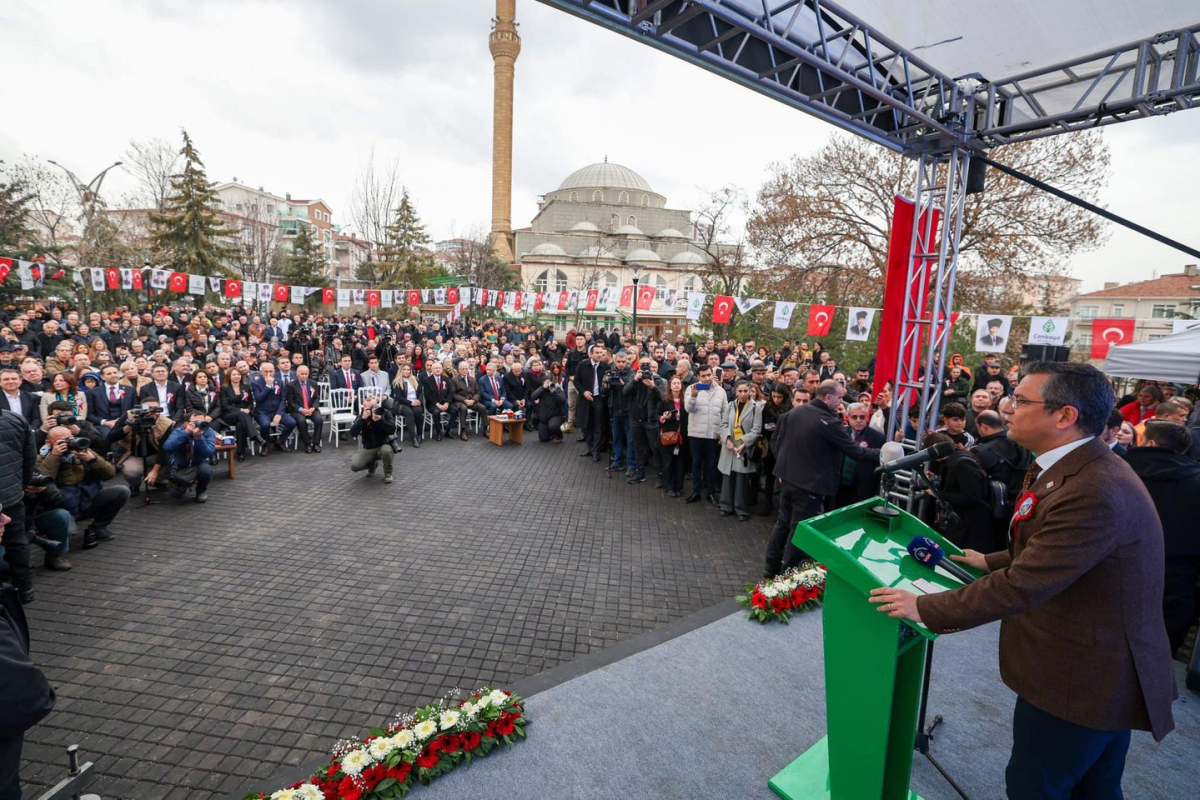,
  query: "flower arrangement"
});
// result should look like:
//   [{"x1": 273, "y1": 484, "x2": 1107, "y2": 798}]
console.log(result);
[
  {"x1": 735, "y1": 562, "x2": 827, "y2": 624},
  {"x1": 243, "y1": 687, "x2": 528, "y2": 800}
]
